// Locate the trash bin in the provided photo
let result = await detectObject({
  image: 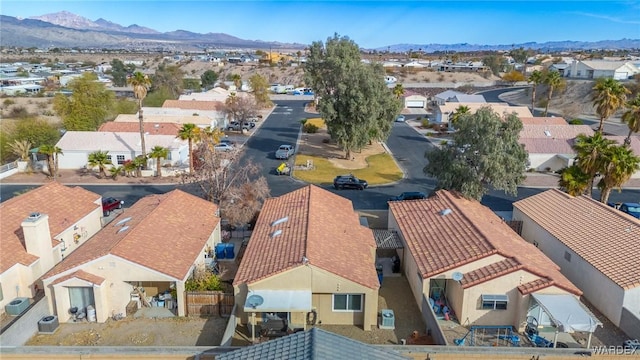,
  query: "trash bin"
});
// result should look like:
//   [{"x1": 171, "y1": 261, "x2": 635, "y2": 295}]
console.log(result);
[
  {"x1": 215, "y1": 243, "x2": 226, "y2": 259},
  {"x1": 376, "y1": 264, "x2": 383, "y2": 285},
  {"x1": 225, "y1": 243, "x2": 235, "y2": 259}
]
